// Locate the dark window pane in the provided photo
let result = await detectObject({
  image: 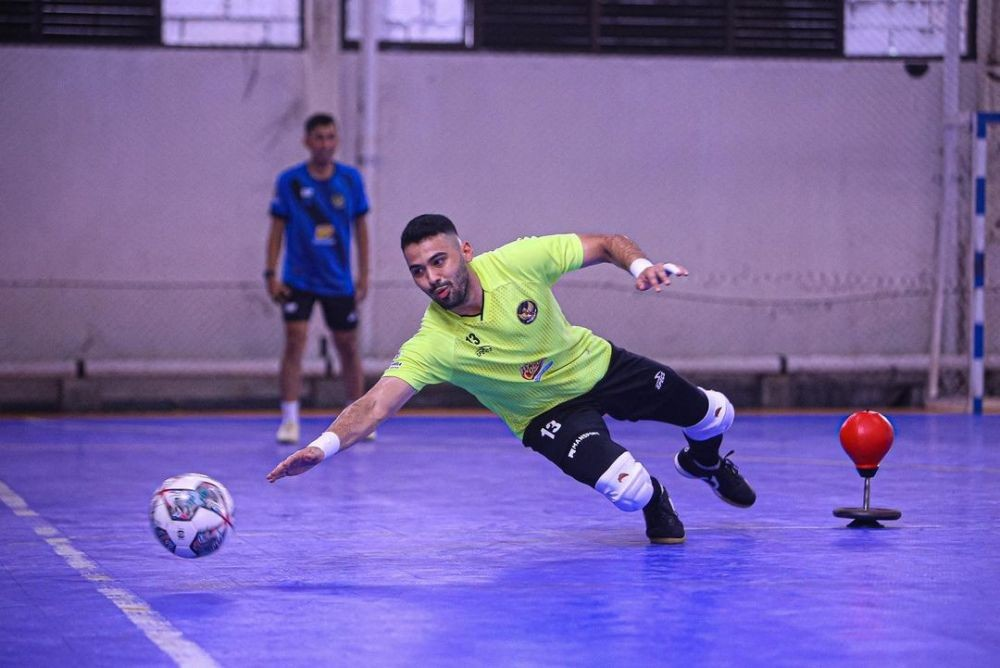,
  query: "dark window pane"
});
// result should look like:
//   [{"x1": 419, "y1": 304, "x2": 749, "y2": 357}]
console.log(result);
[
  {"x1": 0, "y1": 1, "x2": 160, "y2": 45},
  {"x1": 475, "y1": 0, "x2": 843, "y2": 56},
  {"x1": 478, "y1": 0, "x2": 591, "y2": 51}
]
